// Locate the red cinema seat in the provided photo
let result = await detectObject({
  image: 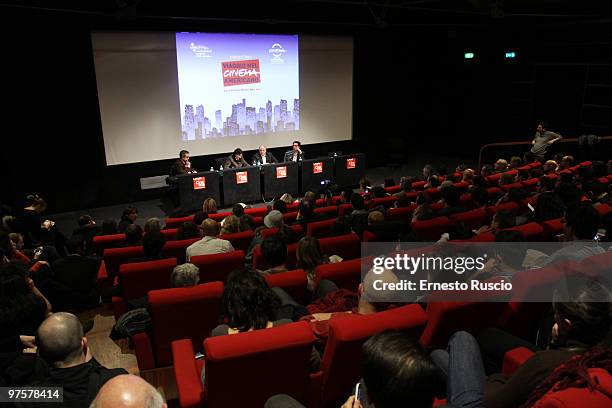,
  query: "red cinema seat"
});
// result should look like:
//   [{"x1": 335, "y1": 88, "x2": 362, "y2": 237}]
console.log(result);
[
  {"x1": 165, "y1": 215, "x2": 195, "y2": 229},
  {"x1": 368, "y1": 196, "x2": 397, "y2": 209},
  {"x1": 92, "y1": 233, "x2": 126, "y2": 256},
  {"x1": 528, "y1": 161, "x2": 542, "y2": 168},
  {"x1": 498, "y1": 261, "x2": 581, "y2": 339},
  {"x1": 310, "y1": 304, "x2": 428, "y2": 408},
  {"x1": 172, "y1": 321, "x2": 315, "y2": 408},
  {"x1": 319, "y1": 234, "x2": 361, "y2": 261},
  {"x1": 286, "y1": 202, "x2": 300, "y2": 211},
  {"x1": 314, "y1": 257, "x2": 363, "y2": 292},
  {"x1": 260, "y1": 224, "x2": 304, "y2": 240},
  {"x1": 486, "y1": 173, "x2": 502, "y2": 185},
  {"x1": 424, "y1": 188, "x2": 441, "y2": 201},
  {"x1": 449, "y1": 208, "x2": 489, "y2": 231},
  {"x1": 338, "y1": 204, "x2": 354, "y2": 217},
  {"x1": 412, "y1": 180, "x2": 427, "y2": 190},
  {"x1": 100, "y1": 245, "x2": 144, "y2": 285},
  {"x1": 162, "y1": 238, "x2": 200, "y2": 264},
  {"x1": 207, "y1": 212, "x2": 232, "y2": 222},
  {"x1": 598, "y1": 176, "x2": 610, "y2": 185},
  {"x1": 459, "y1": 193, "x2": 475, "y2": 209},
  {"x1": 252, "y1": 216, "x2": 264, "y2": 227},
  {"x1": 111, "y1": 258, "x2": 178, "y2": 319},
  {"x1": 580, "y1": 251, "x2": 612, "y2": 277},
  {"x1": 217, "y1": 230, "x2": 254, "y2": 252},
  {"x1": 501, "y1": 182, "x2": 524, "y2": 192},
  {"x1": 411, "y1": 217, "x2": 451, "y2": 241},
  {"x1": 453, "y1": 181, "x2": 470, "y2": 193},
  {"x1": 486, "y1": 187, "x2": 503, "y2": 199},
  {"x1": 161, "y1": 228, "x2": 178, "y2": 240},
  {"x1": 190, "y1": 250, "x2": 245, "y2": 284},
  {"x1": 533, "y1": 368, "x2": 612, "y2": 408},
  {"x1": 485, "y1": 201, "x2": 520, "y2": 218},
  {"x1": 244, "y1": 207, "x2": 269, "y2": 217},
  {"x1": 362, "y1": 230, "x2": 376, "y2": 242},
  {"x1": 518, "y1": 165, "x2": 532, "y2": 172},
  {"x1": 307, "y1": 218, "x2": 338, "y2": 239},
  {"x1": 502, "y1": 347, "x2": 535, "y2": 377},
  {"x1": 595, "y1": 203, "x2": 612, "y2": 217},
  {"x1": 265, "y1": 269, "x2": 308, "y2": 305},
  {"x1": 541, "y1": 218, "x2": 563, "y2": 240},
  {"x1": 579, "y1": 161, "x2": 592, "y2": 167},
  {"x1": 521, "y1": 178, "x2": 540, "y2": 192},
  {"x1": 283, "y1": 211, "x2": 299, "y2": 224},
  {"x1": 314, "y1": 206, "x2": 339, "y2": 217},
  {"x1": 132, "y1": 282, "x2": 224, "y2": 370},
  {"x1": 420, "y1": 300, "x2": 507, "y2": 349},
  {"x1": 386, "y1": 205, "x2": 415, "y2": 223},
  {"x1": 505, "y1": 222, "x2": 544, "y2": 241},
  {"x1": 384, "y1": 185, "x2": 401, "y2": 194}
]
